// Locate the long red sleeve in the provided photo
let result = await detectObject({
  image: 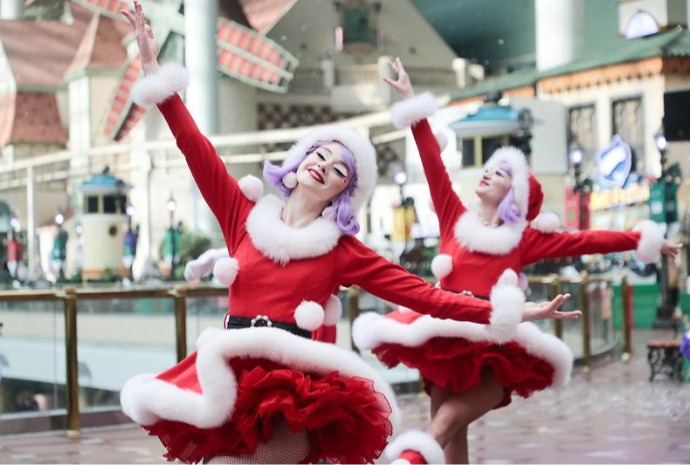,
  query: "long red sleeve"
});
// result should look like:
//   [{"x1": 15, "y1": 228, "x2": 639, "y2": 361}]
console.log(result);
[
  {"x1": 157, "y1": 94, "x2": 249, "y2": 249},
  {"x1": 334, "y1": 236, "x2": 492, "y2": 323},
  {"x1": 520, "y1": 228, "x2": 642, "y2": 264},
  {"x1": 411, "y1": 119, "x2": 466, "y2": 241}
]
